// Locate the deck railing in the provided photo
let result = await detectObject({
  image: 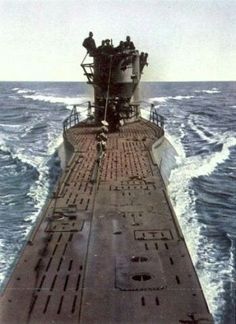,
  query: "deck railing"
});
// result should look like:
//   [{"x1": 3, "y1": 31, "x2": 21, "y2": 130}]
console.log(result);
[
  {"x1": 63, "y1": 103, "x2": 164, "y2": 132},
  {"x1": 149, "y1": 105, "x2": 164, "y2": 130},
  {"x1": 63, "y1": 105, "x2": 81, "y2": 132}
]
